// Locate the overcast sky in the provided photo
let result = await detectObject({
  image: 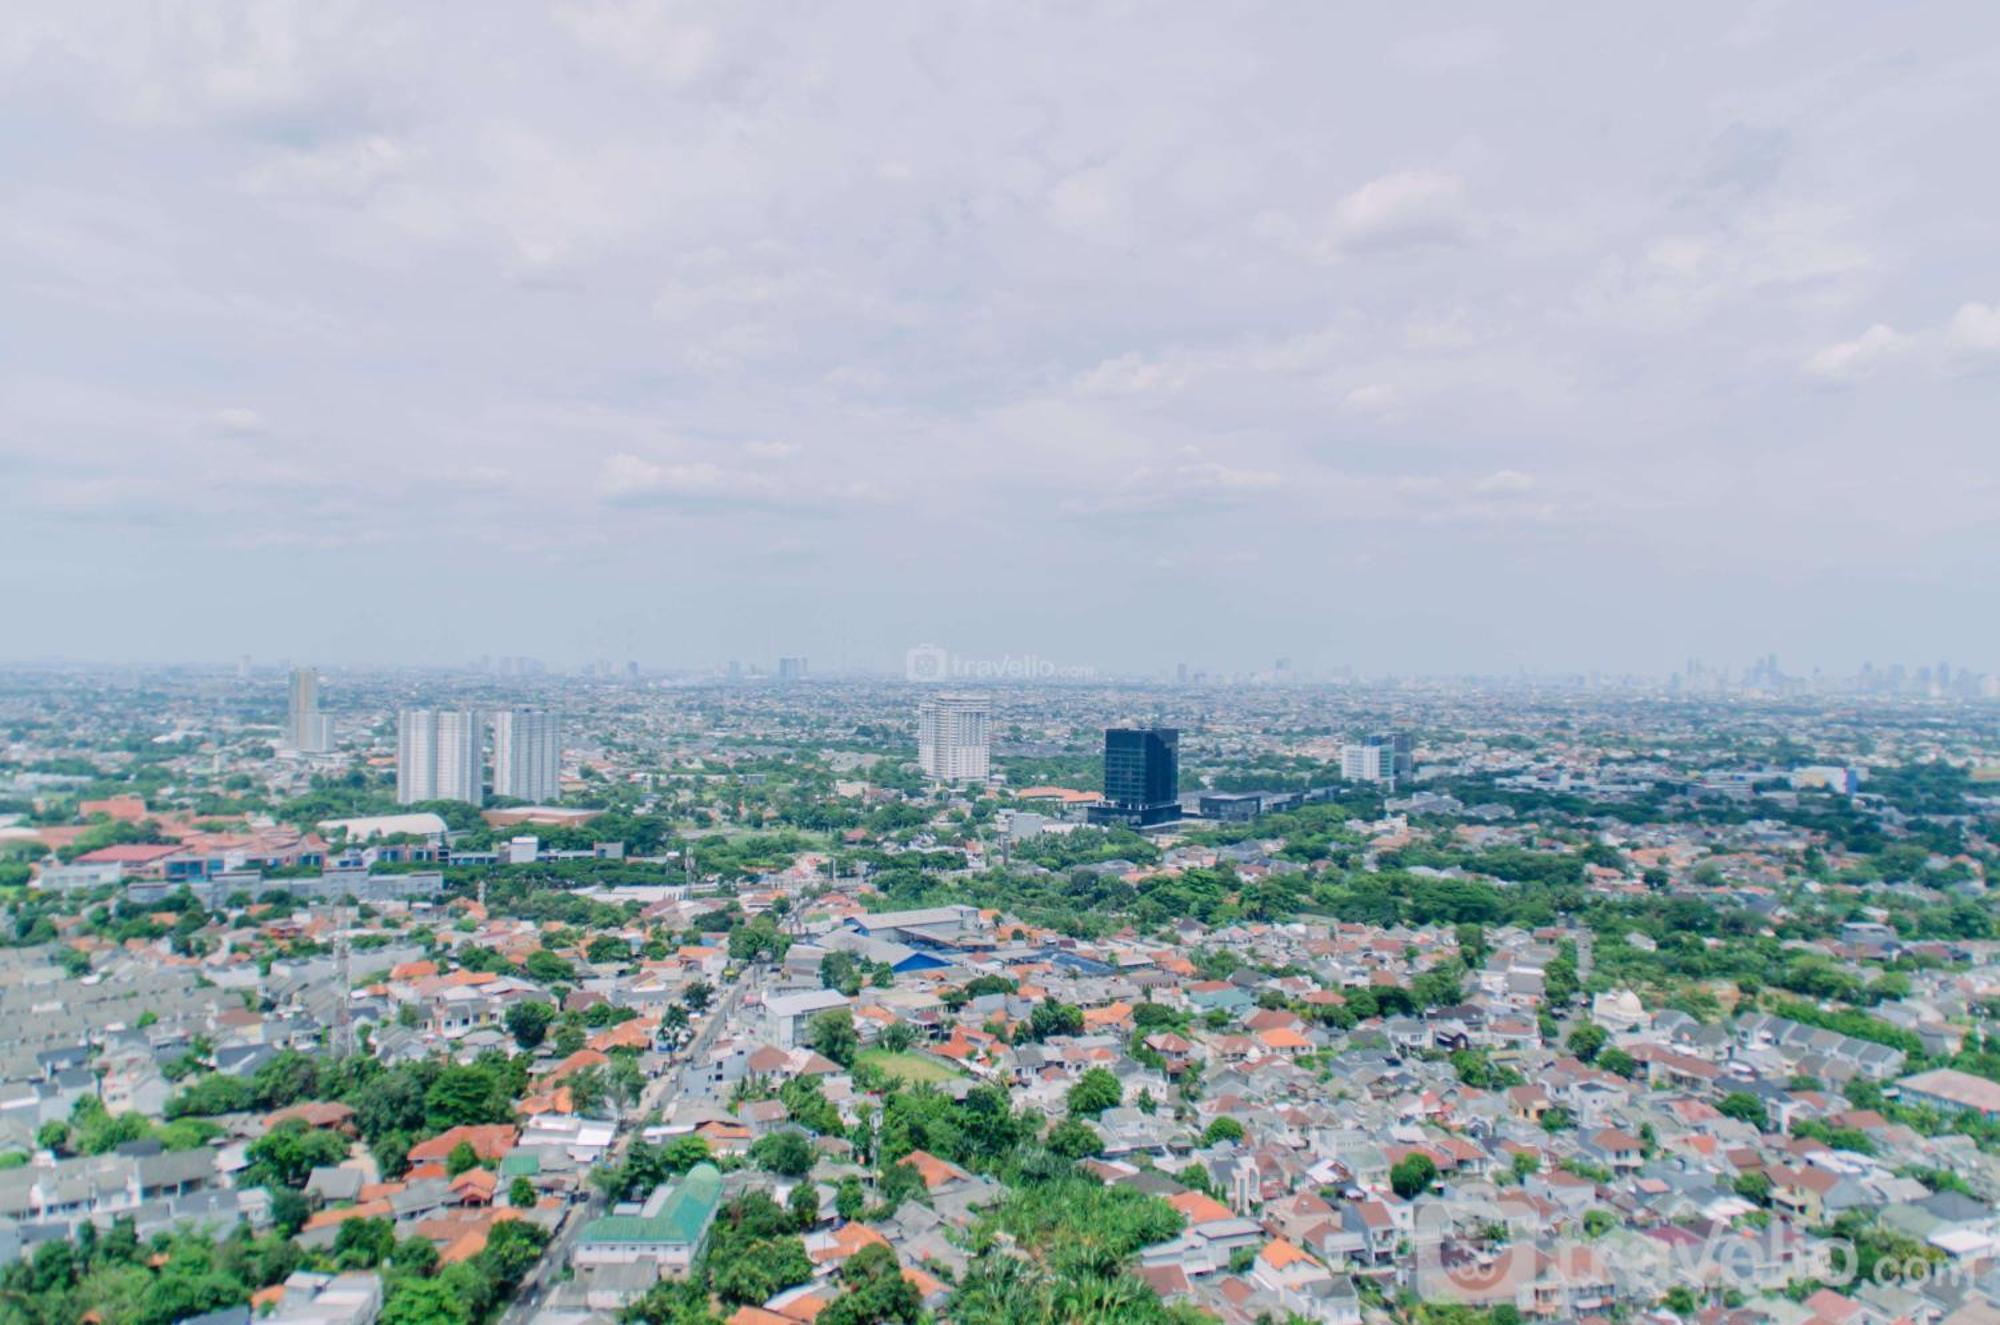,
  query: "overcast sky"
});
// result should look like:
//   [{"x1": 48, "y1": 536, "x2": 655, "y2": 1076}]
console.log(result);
[{"x1": 3, "y1": 3, "x2": 1997, "y2": 677}]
